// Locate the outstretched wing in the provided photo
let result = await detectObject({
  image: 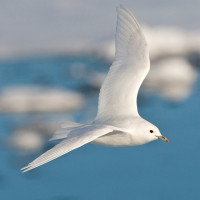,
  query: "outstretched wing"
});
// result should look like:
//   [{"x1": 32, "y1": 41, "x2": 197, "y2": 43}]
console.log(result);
[
  {"x1": 97, "y1": 5, "x2": 150, "y2": 119},
  {"x1": 21, "y1": 125, "x2": 115, "y2": 172}
]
